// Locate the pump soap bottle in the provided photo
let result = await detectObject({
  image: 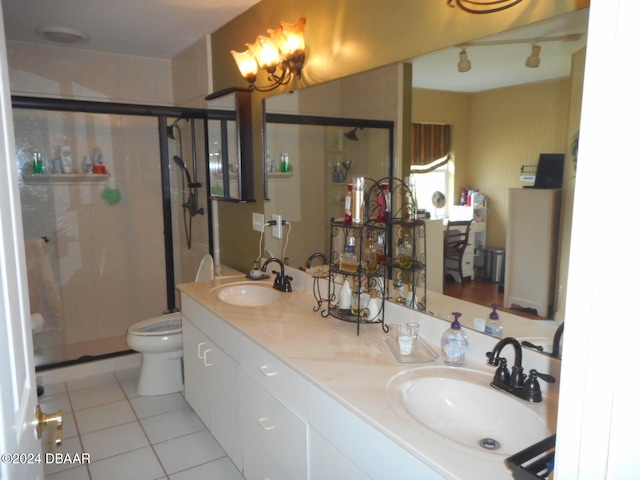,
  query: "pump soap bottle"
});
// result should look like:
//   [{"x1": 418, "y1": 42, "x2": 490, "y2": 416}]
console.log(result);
[
  {"x1": 441, "y1": 312, "x2": 468, "y2": 367},
  {"x1": 485, "y1": 304, "x2": 504, "y2": 338}
]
